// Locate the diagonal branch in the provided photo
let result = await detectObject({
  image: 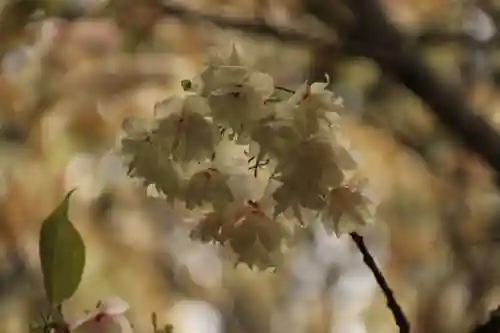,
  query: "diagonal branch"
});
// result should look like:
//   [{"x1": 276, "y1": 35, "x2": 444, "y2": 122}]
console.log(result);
[
  {"x1": 350, "y1": 232, "x2": 410, "y2": 333},
  {"x1": 306, "y1": 0, "x2": 500, "y2": 177}
]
